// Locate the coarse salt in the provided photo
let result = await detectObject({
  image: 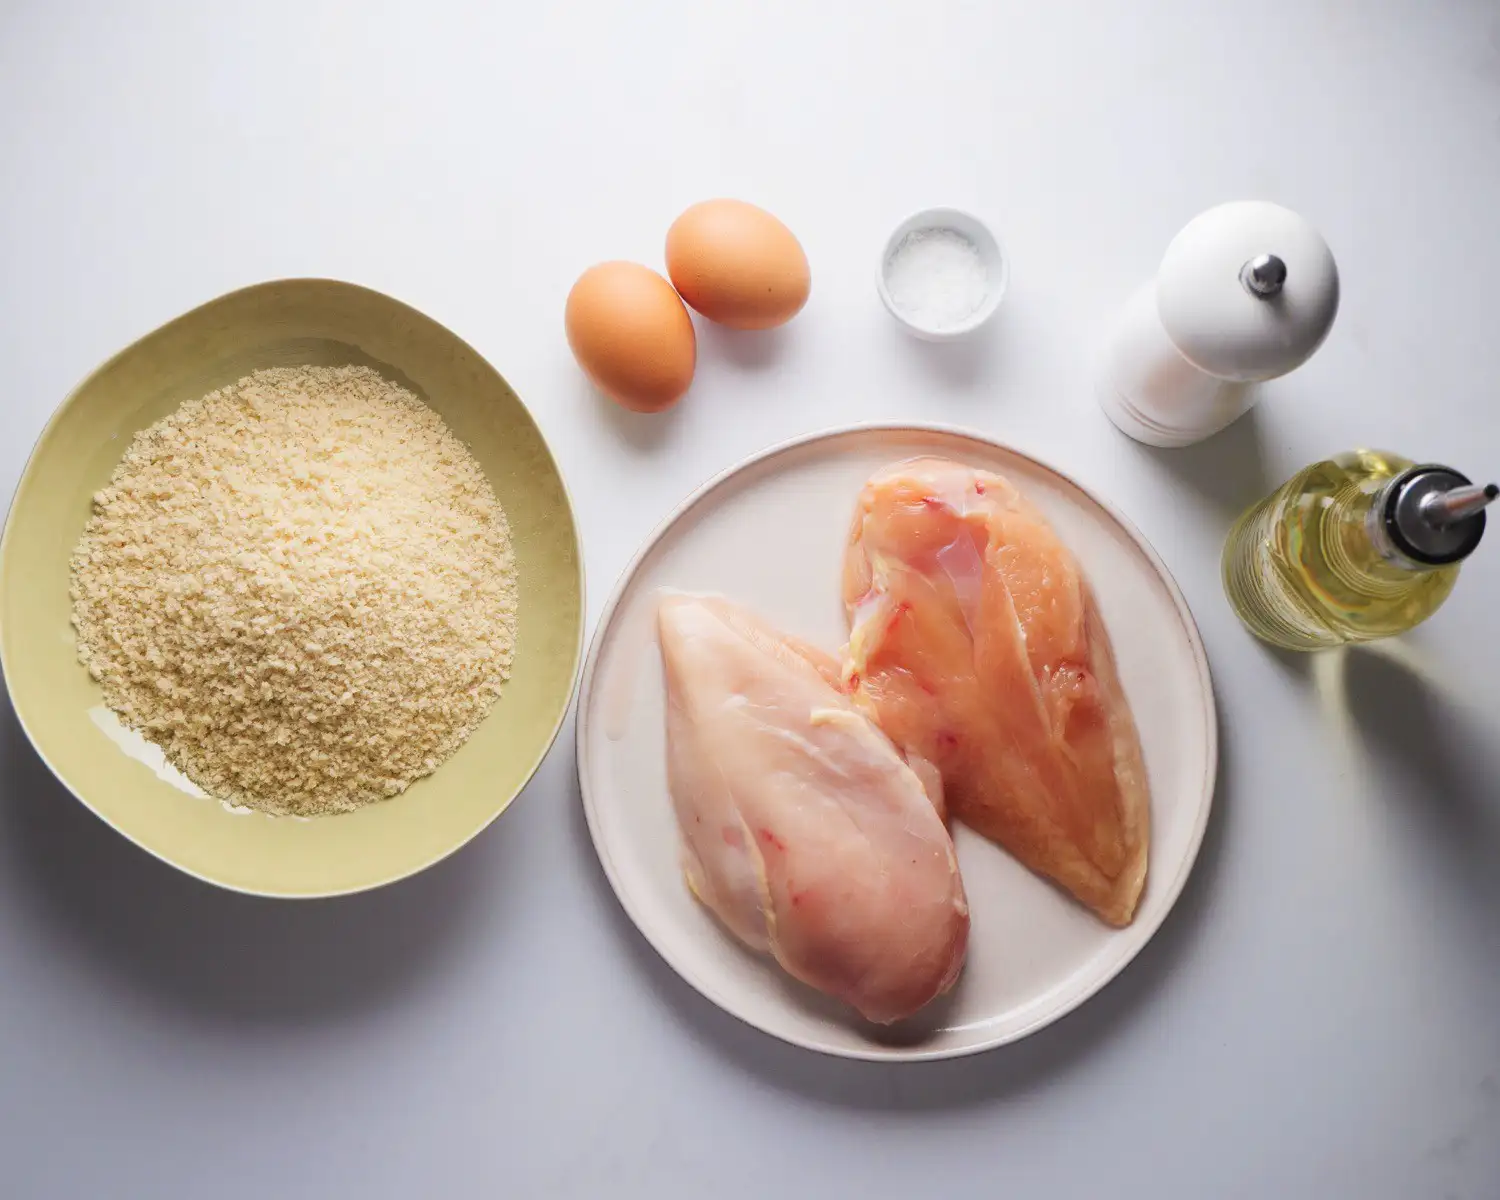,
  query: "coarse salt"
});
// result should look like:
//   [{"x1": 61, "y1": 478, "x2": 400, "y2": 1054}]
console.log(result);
[{"x1": 884, "y1": 227, "x2": 990, "y2": 330}]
